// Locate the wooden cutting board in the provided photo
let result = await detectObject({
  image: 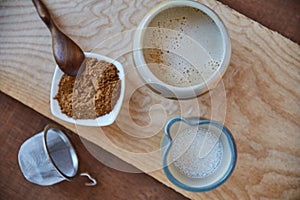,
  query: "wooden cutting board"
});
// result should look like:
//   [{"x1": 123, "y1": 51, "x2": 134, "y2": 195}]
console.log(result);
[{"x1": 0, "y1": 0, "x2": 299, "y2": 199}]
